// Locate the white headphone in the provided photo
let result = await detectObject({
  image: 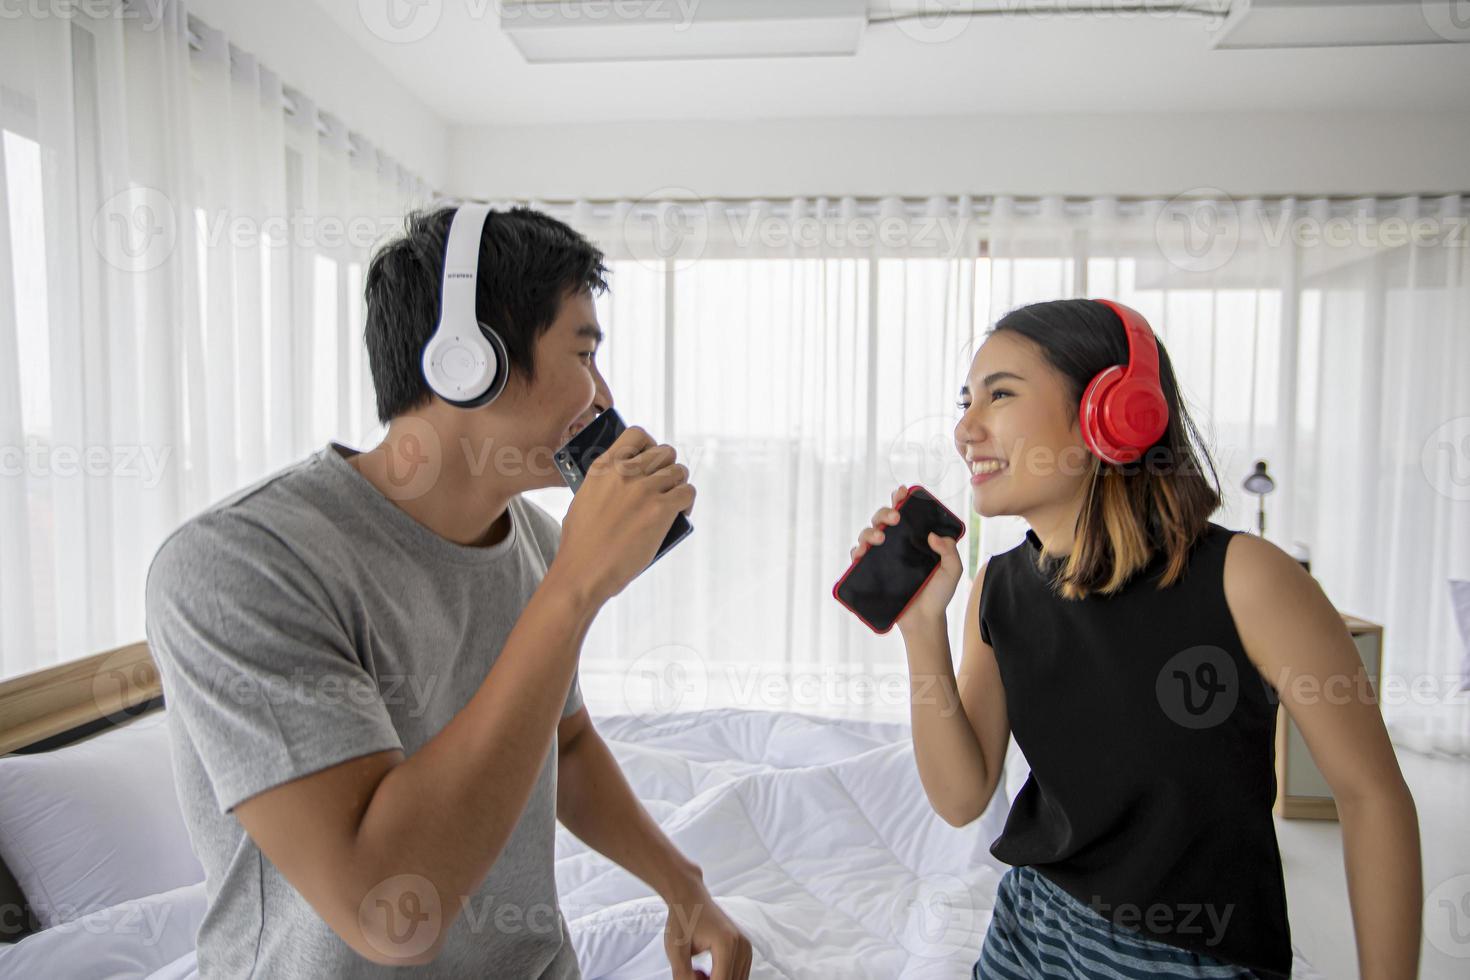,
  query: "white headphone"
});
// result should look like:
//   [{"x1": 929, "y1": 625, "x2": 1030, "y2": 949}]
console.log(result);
[{"x1": 421, "y1": 203, "x2": 510, "y2": 408}]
